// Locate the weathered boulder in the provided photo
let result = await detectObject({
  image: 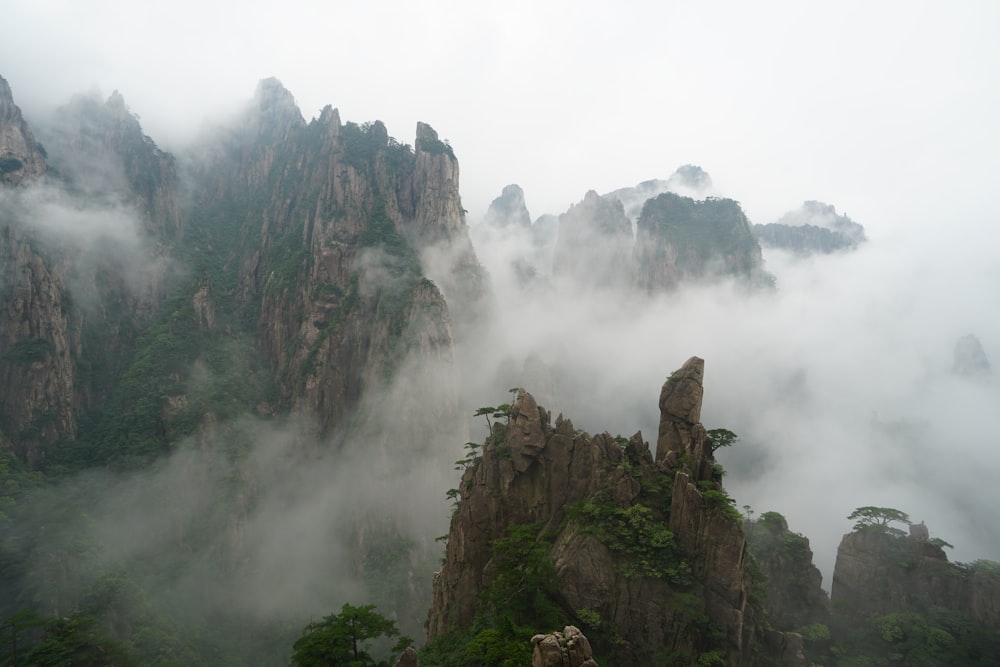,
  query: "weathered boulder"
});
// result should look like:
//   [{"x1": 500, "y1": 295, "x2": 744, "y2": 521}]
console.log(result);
[{"x1": 531, "y1": 626, "x2": 598, "y2": 667}]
